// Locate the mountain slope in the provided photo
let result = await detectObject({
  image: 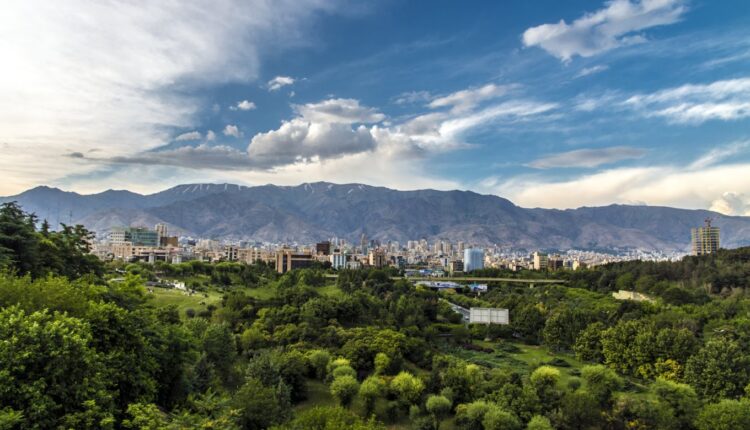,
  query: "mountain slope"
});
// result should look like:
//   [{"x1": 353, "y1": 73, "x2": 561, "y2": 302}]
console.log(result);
[{"x1": 3, "y1": 182, "x2": 749, "y2": 251}]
